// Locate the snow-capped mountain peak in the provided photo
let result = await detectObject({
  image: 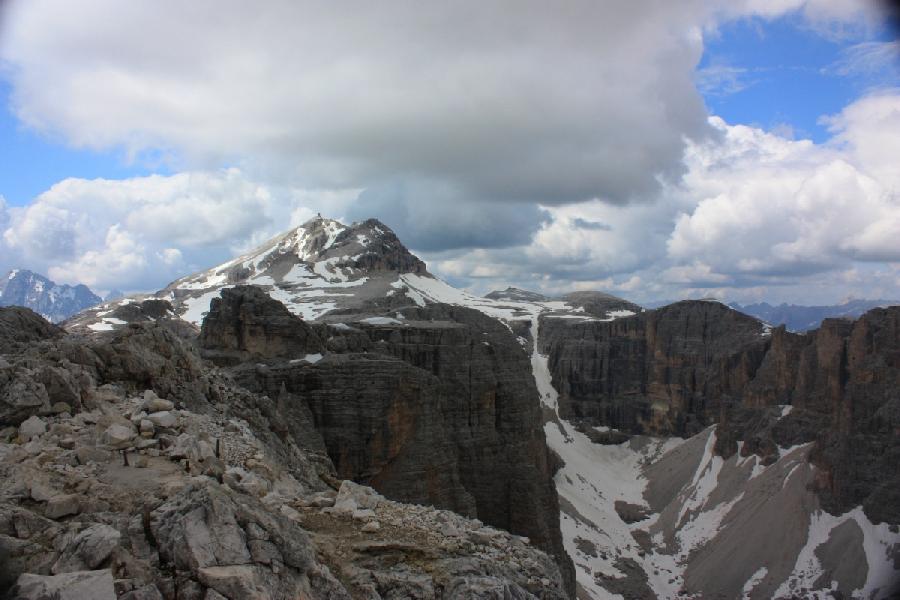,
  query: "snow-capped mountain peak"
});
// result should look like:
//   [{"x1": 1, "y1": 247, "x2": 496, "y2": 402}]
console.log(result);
[
  {"x1": 171, "y1": 216, "x2": 426, "y2": 294},
  {"x1": 0, "y1": 269, "x2": 102, "y2": 323},
  {"x1": 70, "y1": 217, "x2": 435, "y2": 329},
  {"x1": 68, "y1": 216, "x2": 646, "y2": 332}
]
